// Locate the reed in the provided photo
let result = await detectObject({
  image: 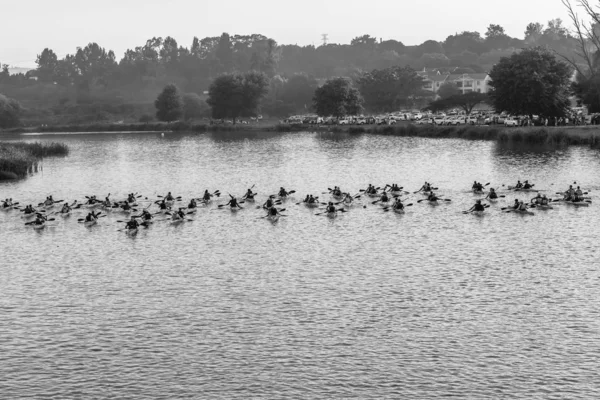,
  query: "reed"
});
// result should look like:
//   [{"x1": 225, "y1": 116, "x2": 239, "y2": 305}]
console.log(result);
[{"x1": 0, "y1": 142, "x2": 69, "y2": 180}]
